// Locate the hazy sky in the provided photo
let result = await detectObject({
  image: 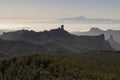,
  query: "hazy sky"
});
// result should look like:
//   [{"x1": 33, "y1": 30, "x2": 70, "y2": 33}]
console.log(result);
[{"x1": 0, "y1": 0, "x2": 120, "y2": 21}]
